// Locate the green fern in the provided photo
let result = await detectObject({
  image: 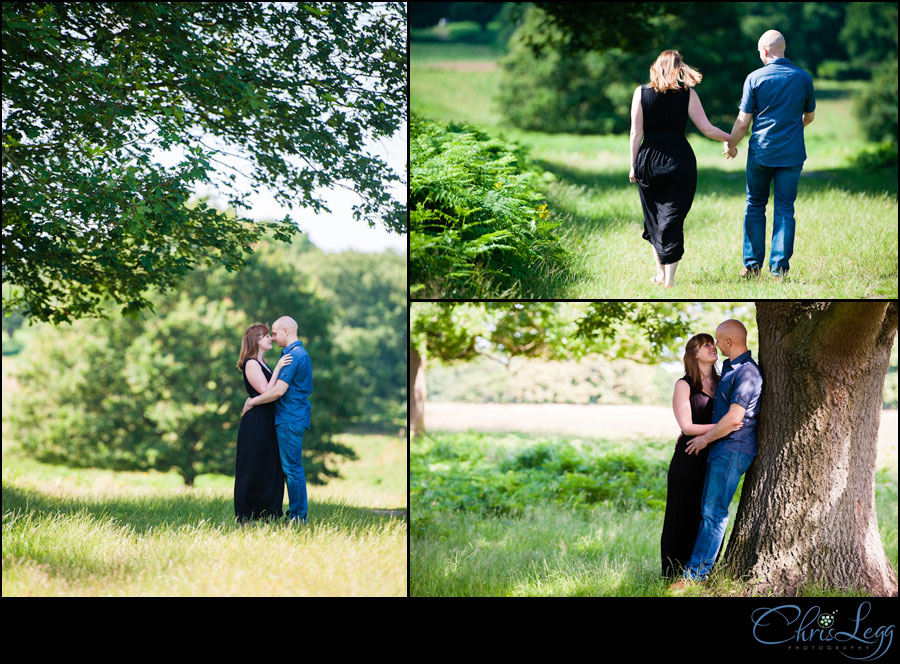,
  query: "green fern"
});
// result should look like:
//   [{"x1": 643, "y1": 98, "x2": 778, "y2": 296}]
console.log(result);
[{"x1": 411, "y1": 114, "x2": 569, "y2": 297}]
